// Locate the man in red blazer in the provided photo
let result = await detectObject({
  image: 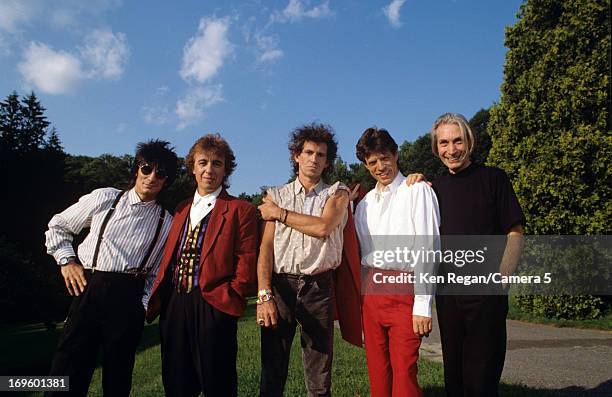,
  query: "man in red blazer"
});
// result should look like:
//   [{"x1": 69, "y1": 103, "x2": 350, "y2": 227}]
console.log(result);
[{"x1": 146, "y1": 134, "x2": 258, "y2": 397}]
